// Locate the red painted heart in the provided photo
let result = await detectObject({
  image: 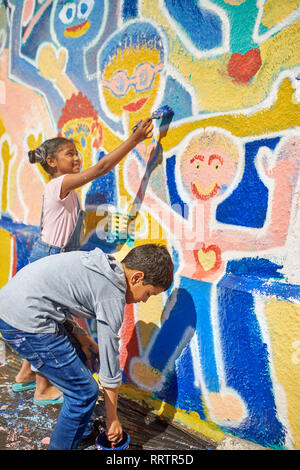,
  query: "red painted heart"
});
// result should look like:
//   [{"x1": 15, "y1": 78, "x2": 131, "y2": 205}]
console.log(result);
[
  {"x1": 193, "y1": 244, "x2": 222, "y2": 274},
  {"x1": 227, "y1": 48, "x2": 261, "y2": 83}
]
